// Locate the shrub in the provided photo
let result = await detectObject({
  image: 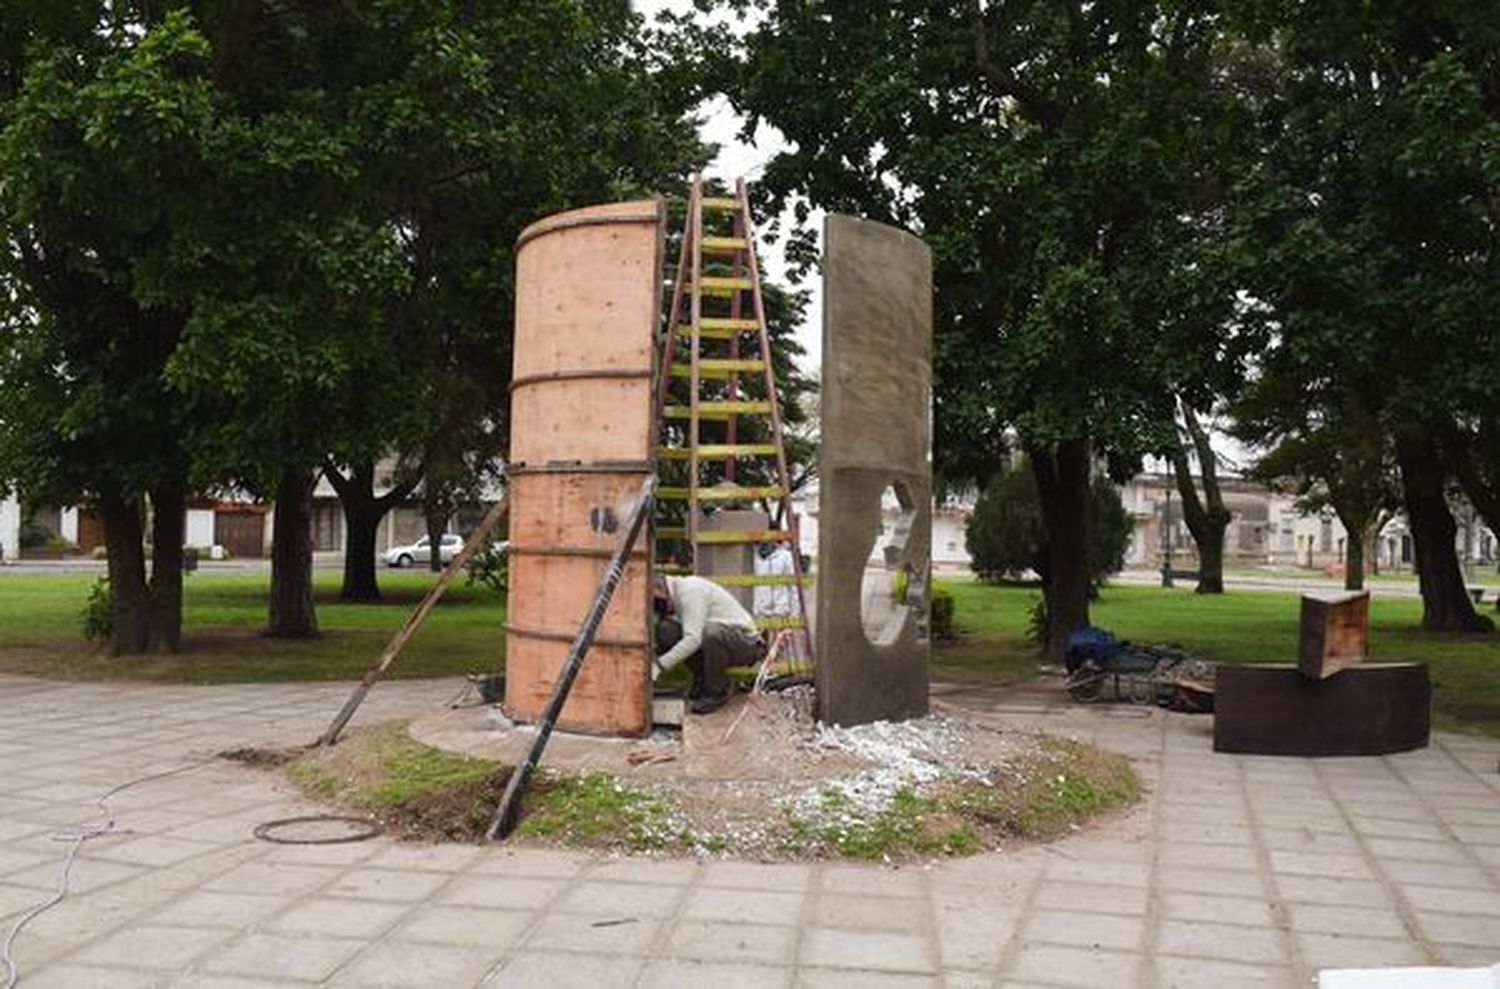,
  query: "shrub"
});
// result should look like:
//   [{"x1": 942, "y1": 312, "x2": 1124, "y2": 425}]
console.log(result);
[
  {"x1": 930, "y1": 581, "x2": 956, "y2": 639},
  {"x1": 81, "y1": 576, "x2": 112, "y2": 642},
  {"x1": 464, "y1": 540, "x2": 508, "y2": 594},
  {"x1": 890, "y1": 571, "x2": 957, "y2": 639},
  {"x1": 966, "y1": 461, "x2": 1131, "y2": 591}
]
